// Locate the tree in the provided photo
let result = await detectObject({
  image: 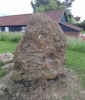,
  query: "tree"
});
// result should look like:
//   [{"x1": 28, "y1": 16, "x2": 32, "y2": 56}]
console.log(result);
[
  {"x1": 74, "y1": 20, "x2": 85, "y2": 30},
  {"x1": 31, "y1": 1, "x2": 36, "y2": 12},
  {"x1": 35, "y1": 0, "x2": 63, "y2": 12},
  {"x1": 65, "y1": 9, "x2": 74, "y2": 24},
  {"x1": 31, "y1": 0, "x2": 49, "y2": 12},
  {"x1": 35, "y1": 0, "x2": 66, "y2": 12},
  {"x1": 59, "y1": 0, "x2": 74, "y2": 24},
  {"x1": 31, "y1": 0, "x2": 74, "y2": 12},
  {"x1": 35, "y1": 0, "x2": 49, "y2": 7},
  {"x1": 31, "y1": 0, "x2": 74, "y2": 23},
  {"x1": 62, "y1": 0, "x2": 75, "y2": 8}
]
